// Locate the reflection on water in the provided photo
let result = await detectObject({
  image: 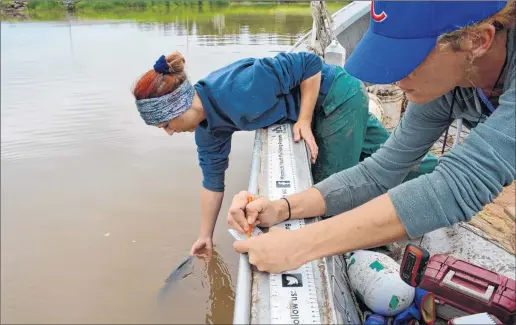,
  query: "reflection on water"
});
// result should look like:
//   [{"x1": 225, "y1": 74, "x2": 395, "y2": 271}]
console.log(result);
[
  {"x1": 203, "y1": 250, "x2": 235, "y2": 325},
  {"x1": 0, "y1": 2, "x2": 344, "y2": 324},
  {"x1": 133, "y1": 10, "x2": 314, "y2": 46},
  {"x1": 16, "y1": 1, "x2": 344, "y2": 45}
]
